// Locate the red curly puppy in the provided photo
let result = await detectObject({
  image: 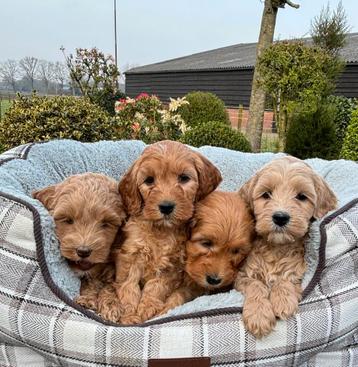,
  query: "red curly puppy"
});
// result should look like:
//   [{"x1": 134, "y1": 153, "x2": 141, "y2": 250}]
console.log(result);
[
  {"x1": 100, "y1": 141, "x2": 222, "y2": 324},
  {"x1": 158, "y1": 191, "x2": 255, "y2": 315}
]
